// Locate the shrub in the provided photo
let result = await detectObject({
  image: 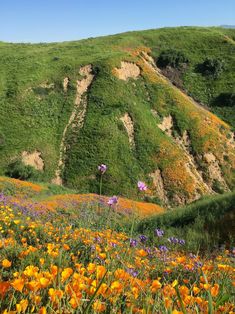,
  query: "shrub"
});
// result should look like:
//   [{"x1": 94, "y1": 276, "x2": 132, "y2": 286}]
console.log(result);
[
  {"x1": 213, "y1": 93, "x2": 235, "y2": 107},
  {"x1": 199, "y1": 57, "x2": 225, "y2": 78},
  {"x1": 157, "y1": 49, "x2": 189, "y2": 68},
  {"x1": 6, "y1": 160, "x2": 40, "y2": 181}
]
